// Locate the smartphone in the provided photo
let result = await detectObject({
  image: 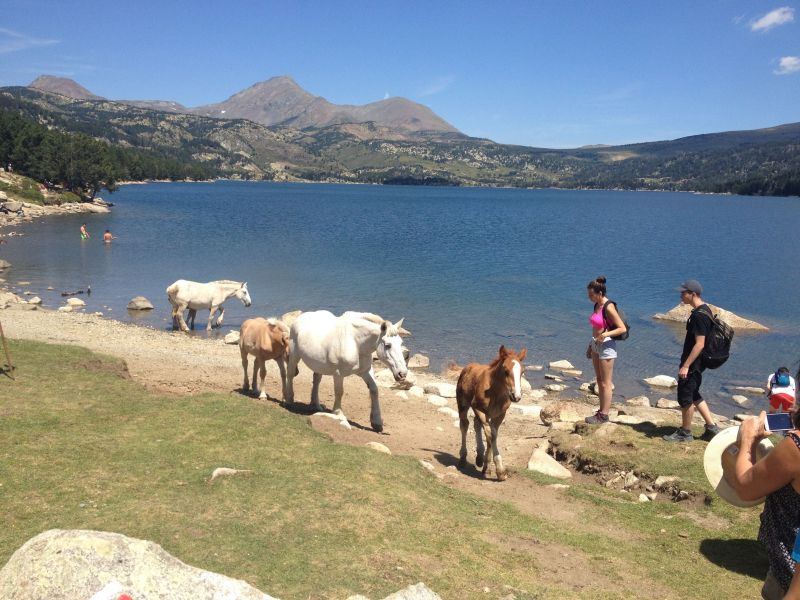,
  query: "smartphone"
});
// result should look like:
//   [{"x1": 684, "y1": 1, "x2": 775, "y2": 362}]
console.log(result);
[{"x1": 765, "y1": 412, "x2": 793, "y2": 433}]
